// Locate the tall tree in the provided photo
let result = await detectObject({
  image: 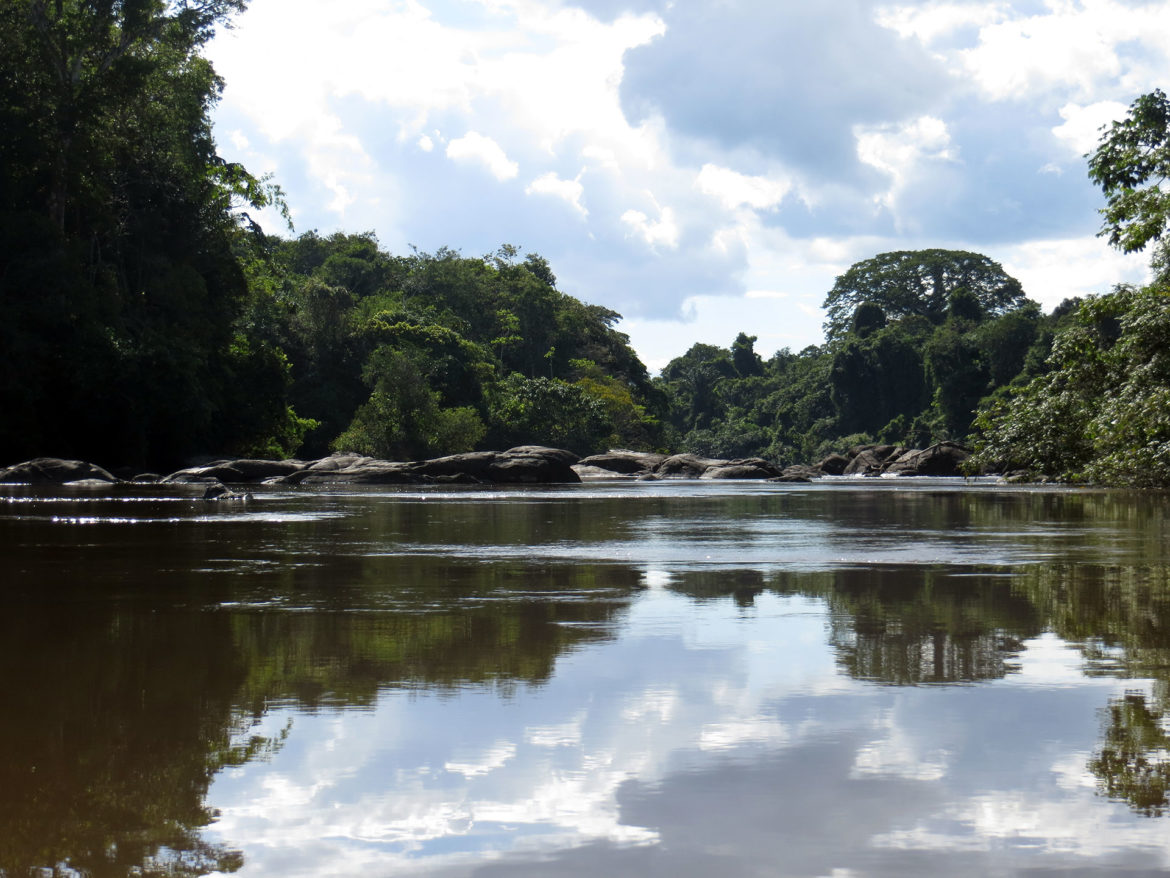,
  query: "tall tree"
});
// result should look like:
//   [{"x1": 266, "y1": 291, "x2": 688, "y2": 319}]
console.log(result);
[
  {"x1": 822, "y1": 250, "x2": 1026, "y2": 342},
  {"x1": 1088, "y1": 88, "x2": 1170, "y2": 282},
  {"x1": 0, "y1": 0, "x2": 297, "y2": 467}
]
